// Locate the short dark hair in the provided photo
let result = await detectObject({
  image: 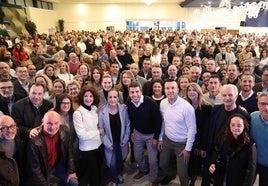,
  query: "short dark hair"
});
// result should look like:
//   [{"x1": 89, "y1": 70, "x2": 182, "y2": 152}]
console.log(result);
[
  {"x1": 165, "y1": 79, "x2": 179, "y2": 88},
  {"x1": 116, "y1": 45, "x2": 125, "y2": 51},
  {"x1": 209, "y1": 74, "x2": 221, "y2": 82},
  {"x1": 29, "y1": 82, "x2": 45, "y2": 93},
  {"x1": 77, "y1": 85, "x2": 99, "y2": 106},
  {"x1": 0, "y1": 78, "x2": 12, "y2": 83},
  {"x1": 128, "y1": 81, "x2": 142, "y2": 92}
]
